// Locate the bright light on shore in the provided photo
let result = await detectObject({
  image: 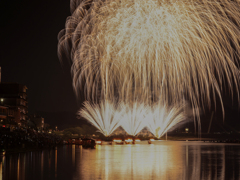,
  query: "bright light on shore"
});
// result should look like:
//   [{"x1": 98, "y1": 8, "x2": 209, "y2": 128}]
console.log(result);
[
  {"x1": 125, "y1": 138, "x2": 133, "y2": 143},
  {"x1": 113, "y1": 139, "x2": 123, "y2": 143},
  {"x1": 96, "y1": 140, "x2": 102, "y2": 145}
]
